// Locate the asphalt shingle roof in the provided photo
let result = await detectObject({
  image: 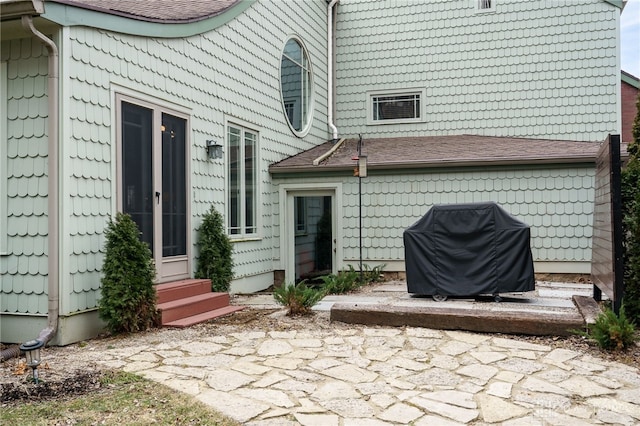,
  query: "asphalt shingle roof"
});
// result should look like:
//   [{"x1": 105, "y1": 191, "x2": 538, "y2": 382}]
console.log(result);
[
  {"x1": 51, "y1": 0, "x2": 241, "y2": 23},
  {"x1": 269, "y1": 135, "x2": 604, "y2": 174}
]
